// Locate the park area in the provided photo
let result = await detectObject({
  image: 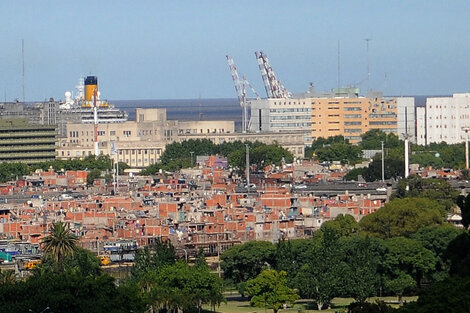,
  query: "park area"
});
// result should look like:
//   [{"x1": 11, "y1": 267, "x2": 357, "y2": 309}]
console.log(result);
[{"x1": 206, "y1": 294, "x2": 418, "y2": 313}]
